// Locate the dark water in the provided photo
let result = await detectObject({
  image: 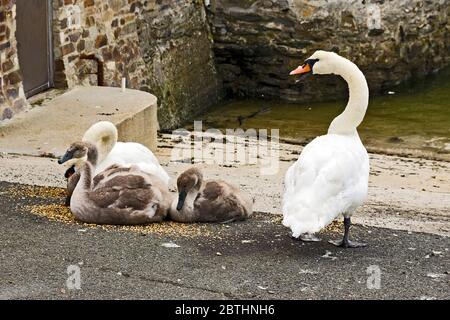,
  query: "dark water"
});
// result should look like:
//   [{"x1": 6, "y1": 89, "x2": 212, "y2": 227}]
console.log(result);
[{"x1": 195, "y1": 68, "x2": 450, "y2": 160}]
